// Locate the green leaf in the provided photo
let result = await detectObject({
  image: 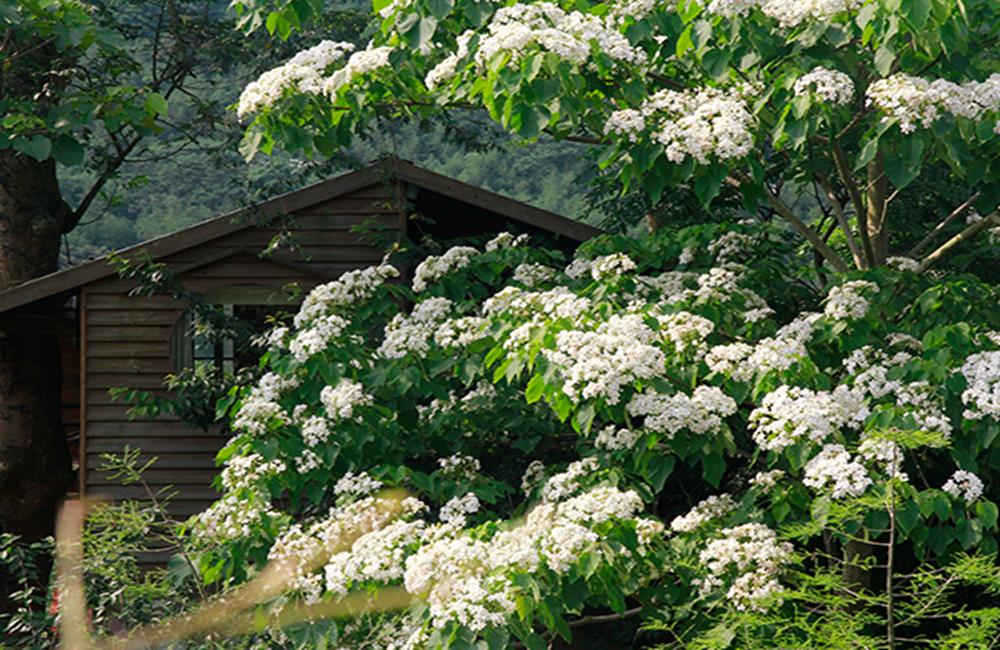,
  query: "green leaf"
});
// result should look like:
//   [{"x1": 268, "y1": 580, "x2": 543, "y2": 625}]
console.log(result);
[
  {"x1": 426, "y1": 0, "x2": 455, "y2": 20},
  {"x1": 977, "y1": 501, "x2": 999, "y2": 530},
  {"x1": 884, "y1": 137, "x2": 925, "y2": 189},
  {"x1": 702, "y1": 452, "x2": 725, "y2": 487},
  {"x1": 904, "y1": 0, "x2": 932, "y2": 29},
  {"x1": 874, "y1": 44, "x2": 896, "y2": 77},
  {"x1": 525, "y1": 374, "x2": 545, "y2": 404},
  {"x1": 50, "y1": 135, "x2": 84, "y2": 166},
  {"x1": 144, "y1": 92, "x2": 168, "y2": 117},
  {"x1": 13, "y1": 135, "x2": 52, "y2": 162}
]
